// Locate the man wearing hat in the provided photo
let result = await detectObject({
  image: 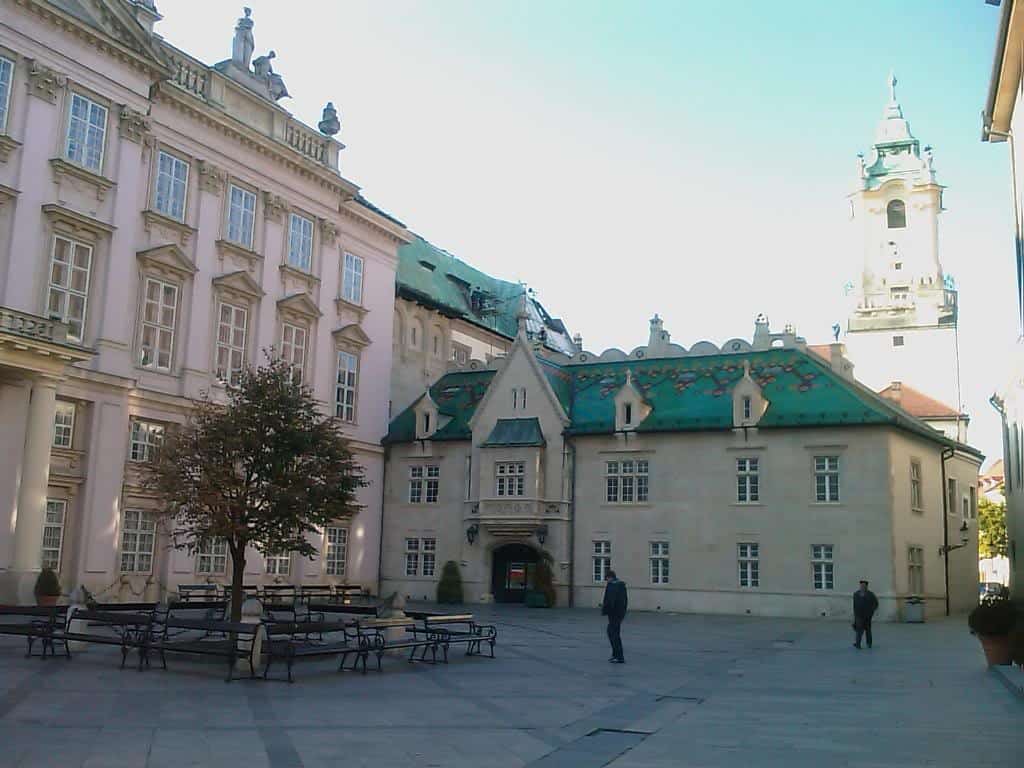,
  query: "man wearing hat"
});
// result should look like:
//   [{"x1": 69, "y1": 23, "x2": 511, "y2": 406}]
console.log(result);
[{"x1": 852, "y1": 579, "x2": 879, "y2": 649}]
